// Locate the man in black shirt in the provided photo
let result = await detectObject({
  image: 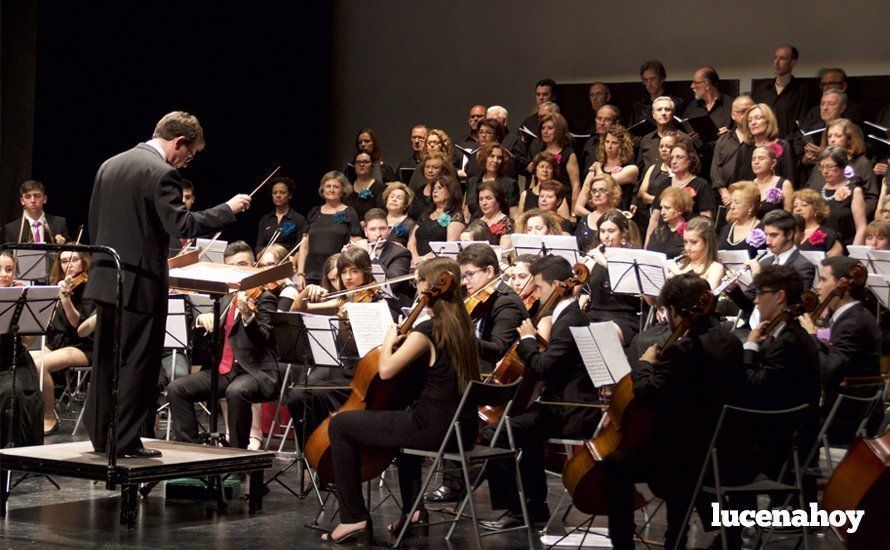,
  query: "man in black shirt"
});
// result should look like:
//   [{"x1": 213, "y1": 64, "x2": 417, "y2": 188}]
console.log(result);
[
  {"x1": 519, "y1": 78, "x2": 557, "y2": 142},
  {"x1": 396, "y1": 124, "x2": 427, "y2": 183},
  {"x1": 752, "y1": 44, "x2": 811, "y2": 139},
  {"x1": 580, "y1": 104, "x2": 620, "y2": 173},
  {"x1": 800, "y1": 68, "x2": 862, "y2": 129},
  {"x1": 636, "y1": 97, "x2": 687, "y2": 177},
  {"x1": 684, "y1": 66, "x2": 734, "y2": 180},
  {"x1": 581, "y1": 82, "x2": 612, "y2": 134},
  {"x1": 800, "y1": 90, "x2": 850, "y2": 171},
  {"x1": 711, "y1": 95, "x2": 755, "y2": 205},
  {"x1": 629, "y1": 60, "x2": 684, "y2": 127}
]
